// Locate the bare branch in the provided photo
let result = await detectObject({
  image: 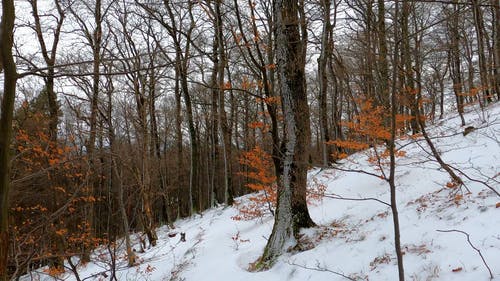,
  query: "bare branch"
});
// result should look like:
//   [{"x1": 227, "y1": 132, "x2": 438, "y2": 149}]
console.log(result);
[
  {"x1": 286, "y1": 260, "x2": 357, "y2": 281},
  {"x1": 436, "y1": 229, "x2": 494, "y2": 279},
  {"x1": 311, "y1": 192, "x2": 391, "y2": 207}
]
